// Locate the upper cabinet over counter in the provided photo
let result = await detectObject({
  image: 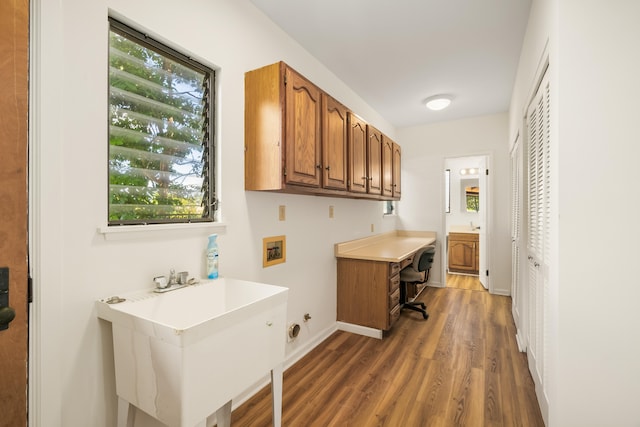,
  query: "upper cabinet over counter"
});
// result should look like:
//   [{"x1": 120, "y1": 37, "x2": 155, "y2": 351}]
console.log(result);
[{"x1": 244, "y1": 61, "x2": 400, "y2": 201}]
